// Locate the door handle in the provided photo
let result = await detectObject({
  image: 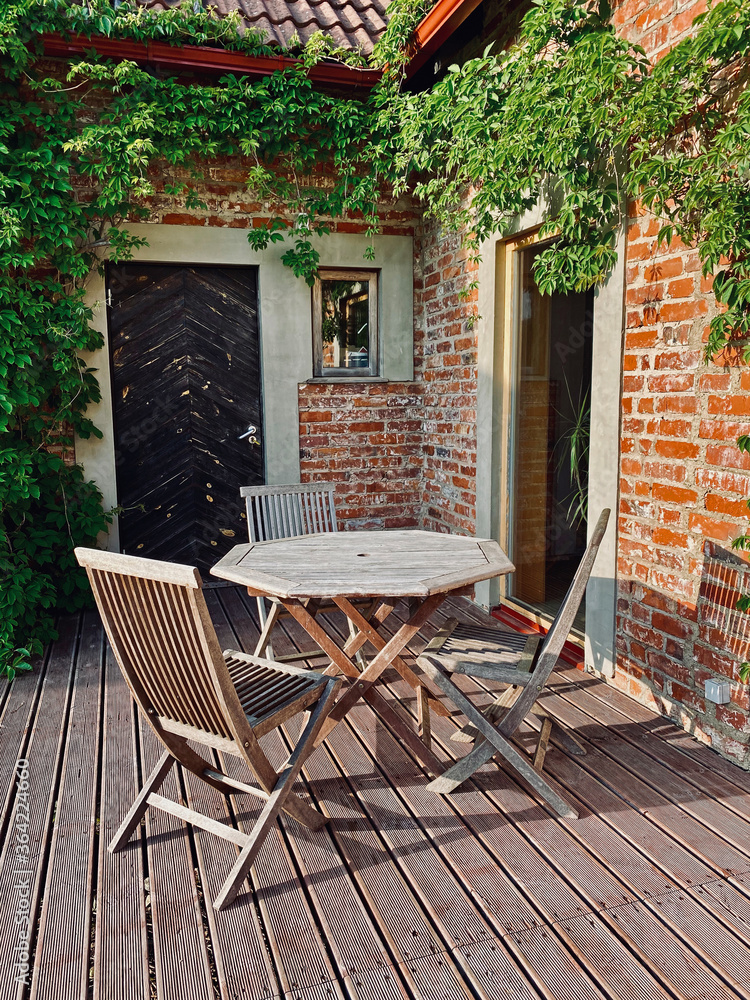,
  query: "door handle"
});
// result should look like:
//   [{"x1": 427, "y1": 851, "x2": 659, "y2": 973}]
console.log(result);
[{"x1": 238, "y1": 424, "x2": 258, "y2": 440}]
